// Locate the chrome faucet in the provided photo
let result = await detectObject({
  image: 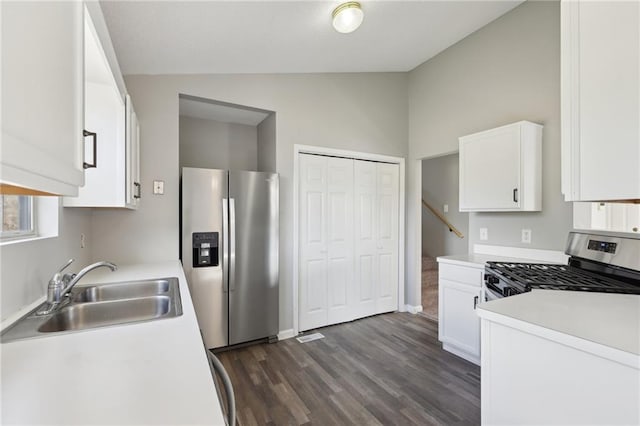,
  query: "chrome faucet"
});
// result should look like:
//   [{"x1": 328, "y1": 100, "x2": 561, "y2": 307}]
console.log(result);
[{"x1": 37, "y1": 259, "x2": 117, "y2": 315}]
